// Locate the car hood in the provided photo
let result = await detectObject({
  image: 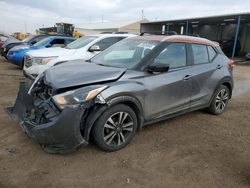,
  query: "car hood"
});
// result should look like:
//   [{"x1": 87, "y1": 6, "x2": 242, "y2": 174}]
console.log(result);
[
  {"x1": 4, "y1": 41, "x2": 25, "y2": 48},
  {"x1": 10, "y1": 44, "x2": 30, "y2": 51},
  {"x1": 2, "y1": 37, "x2": 20, "y2": 47},
  {"x1": 44, "y1": 60, "x2": 126, "y2": 91},
  {"x1": 27, "y1": 47, "x2": 75, "y2": 57}
]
